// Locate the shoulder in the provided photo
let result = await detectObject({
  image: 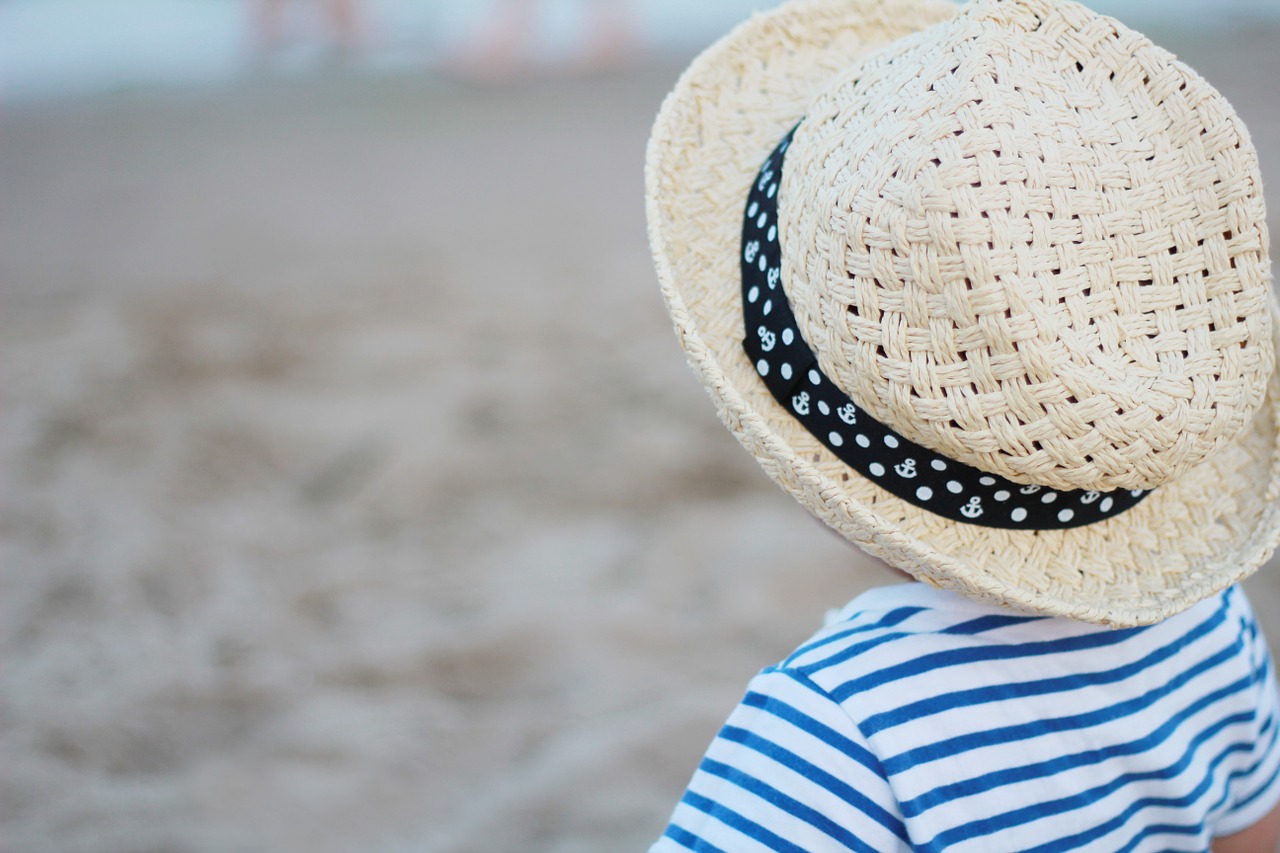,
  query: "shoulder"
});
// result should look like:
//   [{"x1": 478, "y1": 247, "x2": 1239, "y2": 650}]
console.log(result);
[{"x1": 653, "y1": 664, "x2": 912, "y2": 852}]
